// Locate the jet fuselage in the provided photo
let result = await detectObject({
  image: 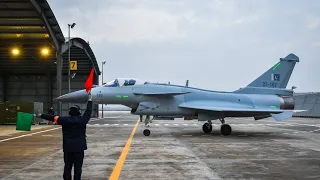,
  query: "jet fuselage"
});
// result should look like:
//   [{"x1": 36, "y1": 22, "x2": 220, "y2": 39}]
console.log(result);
[{"x1": 88, "y1": 83, "x2": 294, "y2": 120}]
